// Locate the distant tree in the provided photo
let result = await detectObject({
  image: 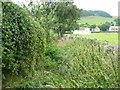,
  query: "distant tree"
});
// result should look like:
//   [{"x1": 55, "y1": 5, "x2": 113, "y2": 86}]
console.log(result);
[
  {"x1": 80, "y1": 23, "x2": 90, "y2": 28},
  {"x1": 81, "y1": 10, "x2": 94, "y2": 17},
  {"x1": 98, "y1": 24, "x2": 107, "y2": 31},
  {"x1": 90, "y1": 24, "x2": 96, "y2": 28},
  {"x1": 90, "y1": 24, "x2": 96, "y2": 30},
  {"x1": 94, "y1": 10, "x2": 112, "y2": 18},
  {"x1": 98, "y1": 22, "x2": 111, "y2": 31},
  {"x1": 81, "y1": 10, "x2": 112, "y2": 18},
  {"x1": 105, "y1": 22, "x2": 112, "y2": 26},
  {"x1": 114, "y1": 18, "x2": 120, "y2": 26}
]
